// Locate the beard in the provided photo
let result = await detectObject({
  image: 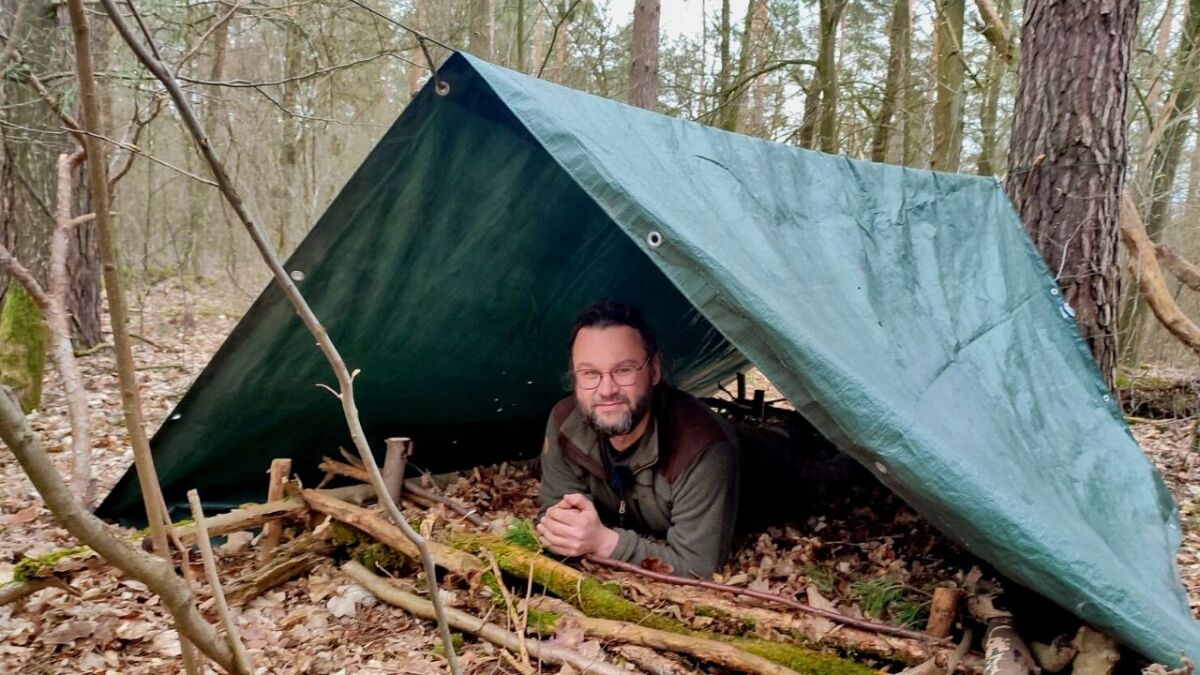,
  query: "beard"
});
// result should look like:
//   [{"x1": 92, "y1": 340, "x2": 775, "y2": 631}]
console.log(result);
[{"x1": 582, "y1": 388, "x2": 654, "y2": 437}]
